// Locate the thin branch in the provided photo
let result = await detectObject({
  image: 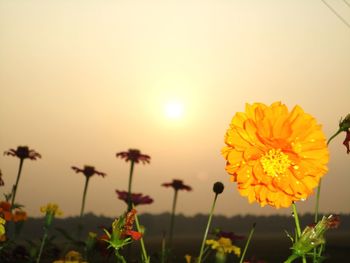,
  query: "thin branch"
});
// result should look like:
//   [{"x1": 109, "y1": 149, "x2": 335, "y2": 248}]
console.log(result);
[{"x1": 321, "y1": 0, "x2": 350, "y2": 29}]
